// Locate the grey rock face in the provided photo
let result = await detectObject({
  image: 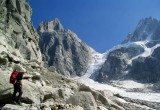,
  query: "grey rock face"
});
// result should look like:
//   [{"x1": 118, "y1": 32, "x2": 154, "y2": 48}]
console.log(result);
[
  {"x1": 0, "y1": 0, "x2": 42, "y2": 63},
  {"x1": 96, "y1": 17, "x2": 160, "y2": 83},
  {"x1": 38, "y1": 19, "x2": 92, "y2": 76}
]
